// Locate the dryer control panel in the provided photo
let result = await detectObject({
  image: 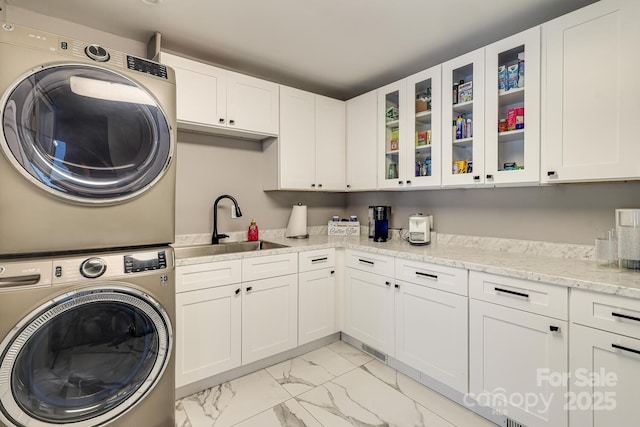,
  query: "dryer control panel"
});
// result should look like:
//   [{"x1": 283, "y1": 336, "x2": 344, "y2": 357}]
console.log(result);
[{"x1": 124, "y1": 251, "x2": 168, "y2": 274}]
